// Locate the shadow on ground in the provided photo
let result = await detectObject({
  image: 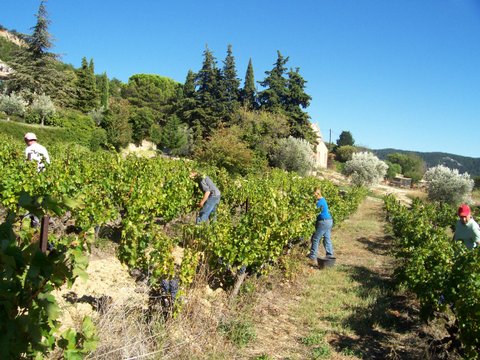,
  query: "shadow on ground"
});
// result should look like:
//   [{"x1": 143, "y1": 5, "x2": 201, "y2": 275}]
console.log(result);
[{"x1": 328, "y1": 234, "x2": 429, "y2": 359}]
